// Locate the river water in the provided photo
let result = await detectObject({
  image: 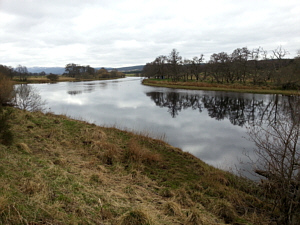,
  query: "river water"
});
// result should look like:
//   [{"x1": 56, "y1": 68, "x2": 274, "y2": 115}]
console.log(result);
[{"x1": 30, "y1": 77, "x2": 298, "y2": 178}]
